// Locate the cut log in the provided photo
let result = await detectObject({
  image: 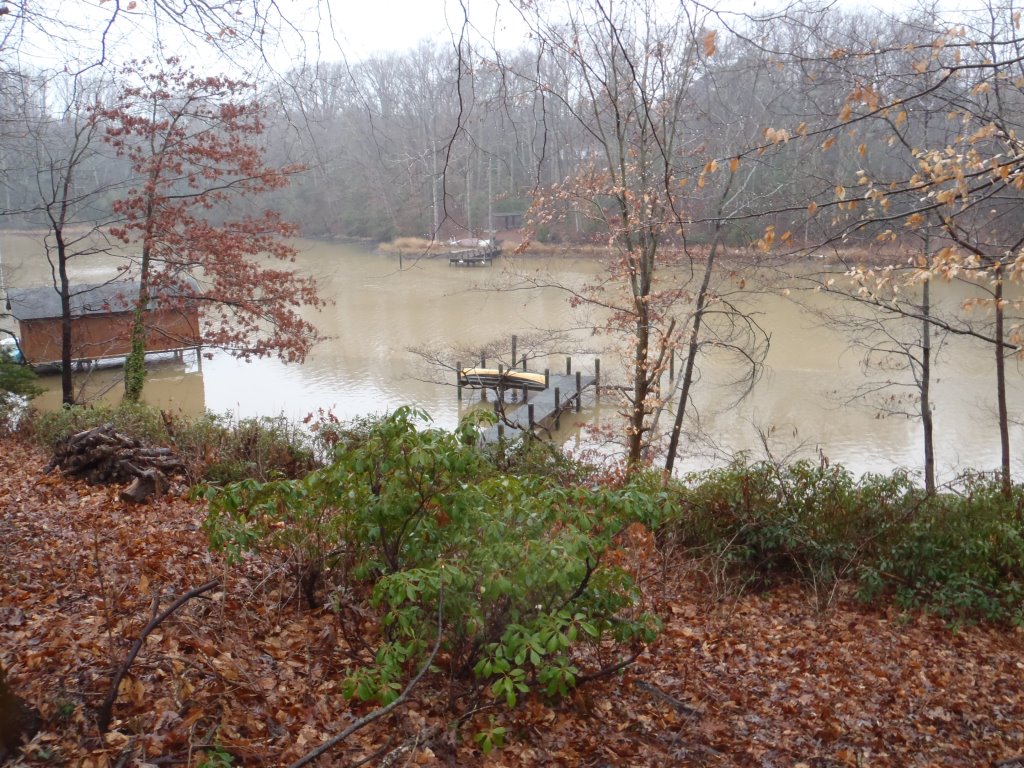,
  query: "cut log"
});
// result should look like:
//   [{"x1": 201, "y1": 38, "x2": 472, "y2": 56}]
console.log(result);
[{"x1": 120, "y1": 468, "x2": 166, "y2": 504}]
